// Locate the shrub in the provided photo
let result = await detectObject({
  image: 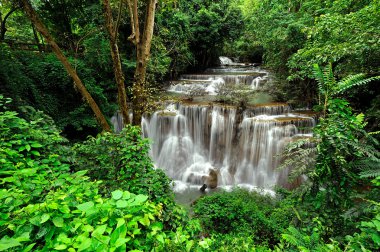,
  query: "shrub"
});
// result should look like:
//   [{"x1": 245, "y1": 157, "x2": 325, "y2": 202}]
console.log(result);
[
  {"x1": 0, "y1": 95, "x2": 215, "y2": 251},
  {"x1": 70, "y1": 126, "x2": 174, "y2": 205},
  {"x1": 192, "y1": 188, "x2": 290, "y2": 246}
]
